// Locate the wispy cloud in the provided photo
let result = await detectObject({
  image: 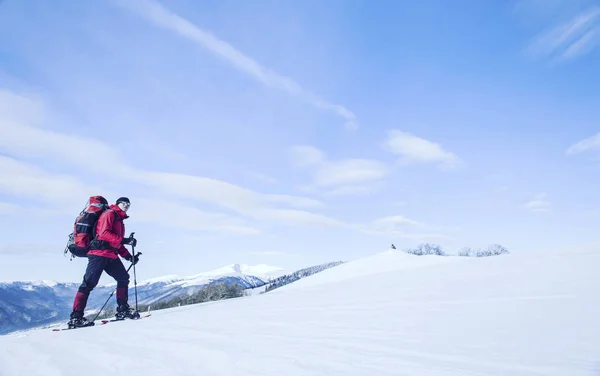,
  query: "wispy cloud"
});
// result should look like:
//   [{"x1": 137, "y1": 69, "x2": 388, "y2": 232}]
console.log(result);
[
  {"x1": 361, "y1": 215, "x2": 454, "y2": 243},
  {"x1": 0, "y1": 202, "x2": 22, "y2": 215},
  {"x1": 525, "y1": 6, "x2": 600, "y2": 62},
  {"x1": 0, "y1": 89, "x2": 46, "y2": 125},
  {"x1": 0, "y1": 242, "x2": 58, "y2": 256},
  {"x1": 133, "y1": 198, "x2": 261, "y2": 235},
  {"x1": 116, "y1": 0, "x2": 358, "y2": 130},
  {"x1": 524, "y1": 192, "x2": 552, "y2": 213},
  {"x1": 0, "y1": 155, "x2": 264, "y2": 235},
  {"x1": 0, "y1": 90, "x2": 129, "y2": 176},
  {"x1": 323, "y1": 184, "x2": 382, "y2": 197},
  {"x1": 291, "y1": 145, "x2": 388, "y2": 195},
  {"x1": 315, "y1": 159, "x2": 388, "y2": 187},
  {"x1": 290, "y1": 146, "x2": 326, "y2": 167},
  {"x1": 247, "y1": 171, "x2": 279, "y2": 185},
  {"x1": 383, "y1": 130, "x2": 461, "y2": 169},
  {"x1": 0, "y1": 89, "x2": 344, "y2": 231},
  {"x1": 0, "y1": 156, "x2": 105, "y2": 212},
  {"x1": 264, "y1": 194, "x2": 322, "y2": 209},
  {"x1": 566, "y1": 131, "x2": 600, "y2": 155}
]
